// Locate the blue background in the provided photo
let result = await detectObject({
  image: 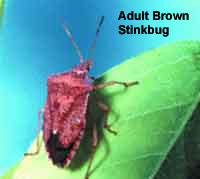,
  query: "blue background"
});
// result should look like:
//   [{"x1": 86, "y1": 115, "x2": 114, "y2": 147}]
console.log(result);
[{"x1": 0, "y1": 0, "x2": 200, "y2": 176}]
